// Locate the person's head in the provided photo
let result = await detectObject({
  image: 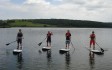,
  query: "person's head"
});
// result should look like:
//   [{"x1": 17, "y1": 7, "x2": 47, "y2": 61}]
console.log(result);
[
  {"x1": 19, "y1": 29, "x2": 21, "y2": 32},
  {"x1": 67, "y1": 30, "x2": 70, "y2": 33},
  {"x1": 92, "y1": 31, "x2": 94, "y2": 34},
  {"x1": 48, "y1": 31, "x2": 50, "y2": 33}
]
